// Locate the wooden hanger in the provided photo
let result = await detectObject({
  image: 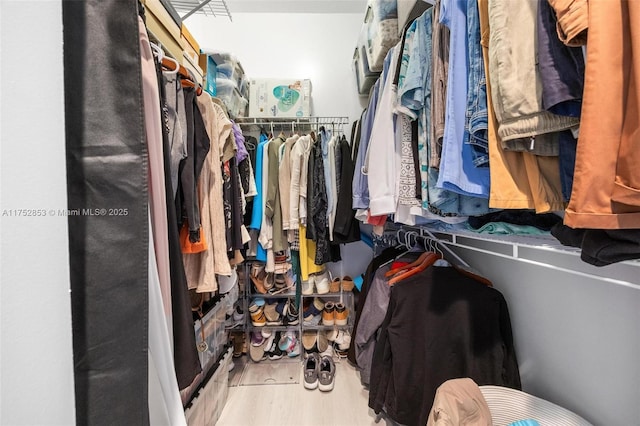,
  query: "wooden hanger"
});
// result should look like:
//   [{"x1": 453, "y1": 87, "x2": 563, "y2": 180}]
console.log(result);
[
  {"x1": 384, "y1": 250, "x2": 433, "y2": 278},
  {"x1": 387, "y1": 251, "x2": 441, "y2": 286},
  {"x1": 161, "y1": 57, "x2": 202, "y2": 95}
]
